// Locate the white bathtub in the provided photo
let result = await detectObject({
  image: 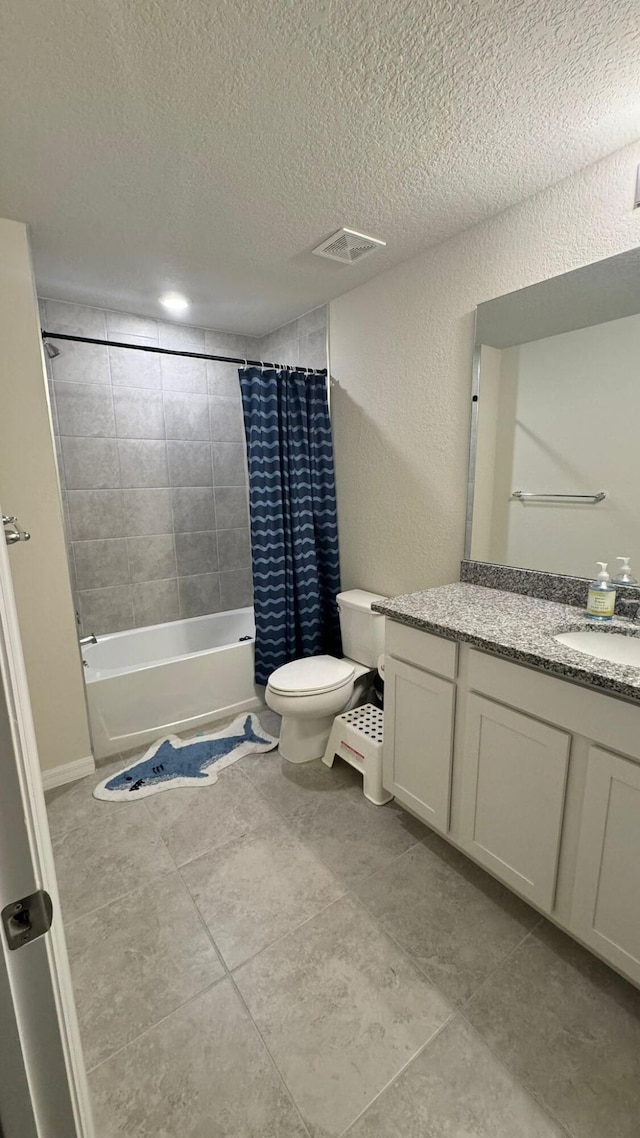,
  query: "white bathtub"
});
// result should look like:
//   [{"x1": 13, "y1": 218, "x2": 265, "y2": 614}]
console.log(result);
[{"x1": 82, "y1": 608, "x2": 262, "y2": 759}]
